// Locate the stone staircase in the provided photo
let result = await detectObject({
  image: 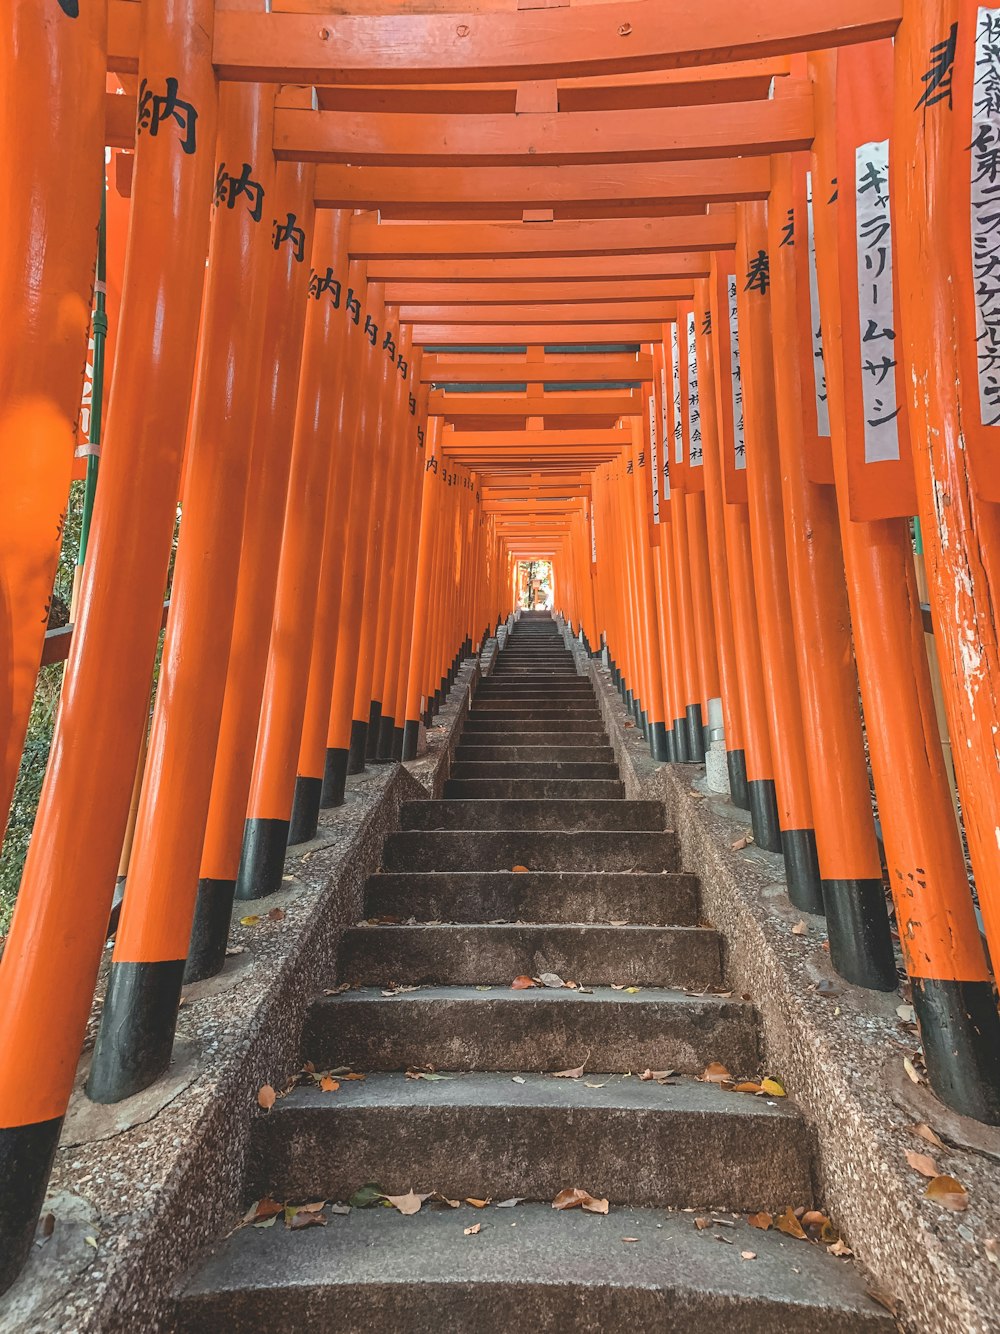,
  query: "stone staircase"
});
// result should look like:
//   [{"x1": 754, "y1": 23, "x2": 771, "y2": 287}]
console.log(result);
[{"x1": 176, "y1": 612, "x2": 893, "y2": 1332}]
